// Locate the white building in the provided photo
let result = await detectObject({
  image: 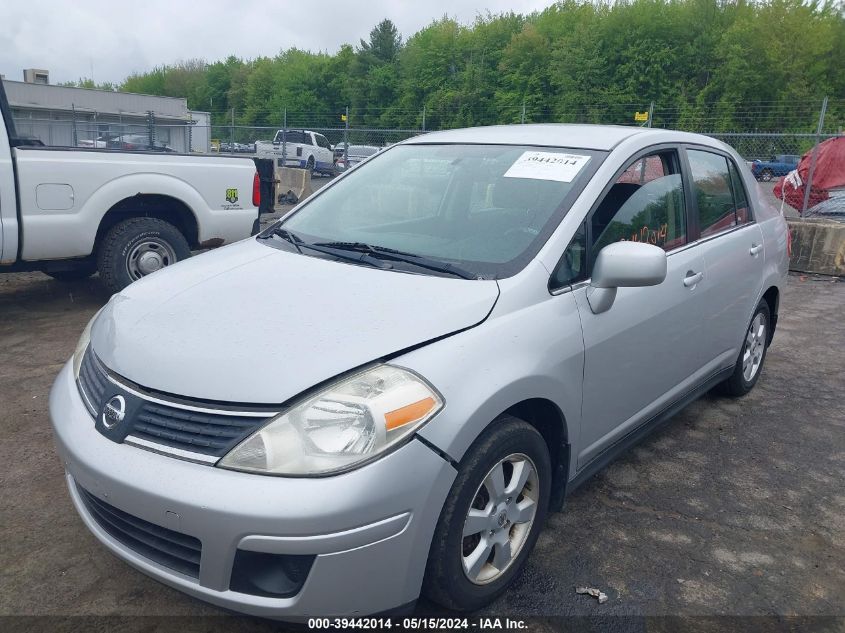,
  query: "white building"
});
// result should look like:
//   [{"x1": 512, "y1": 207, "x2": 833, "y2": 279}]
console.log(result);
[{"x1": 3, "y1": 70, "x2": 210, "y2": 152}]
